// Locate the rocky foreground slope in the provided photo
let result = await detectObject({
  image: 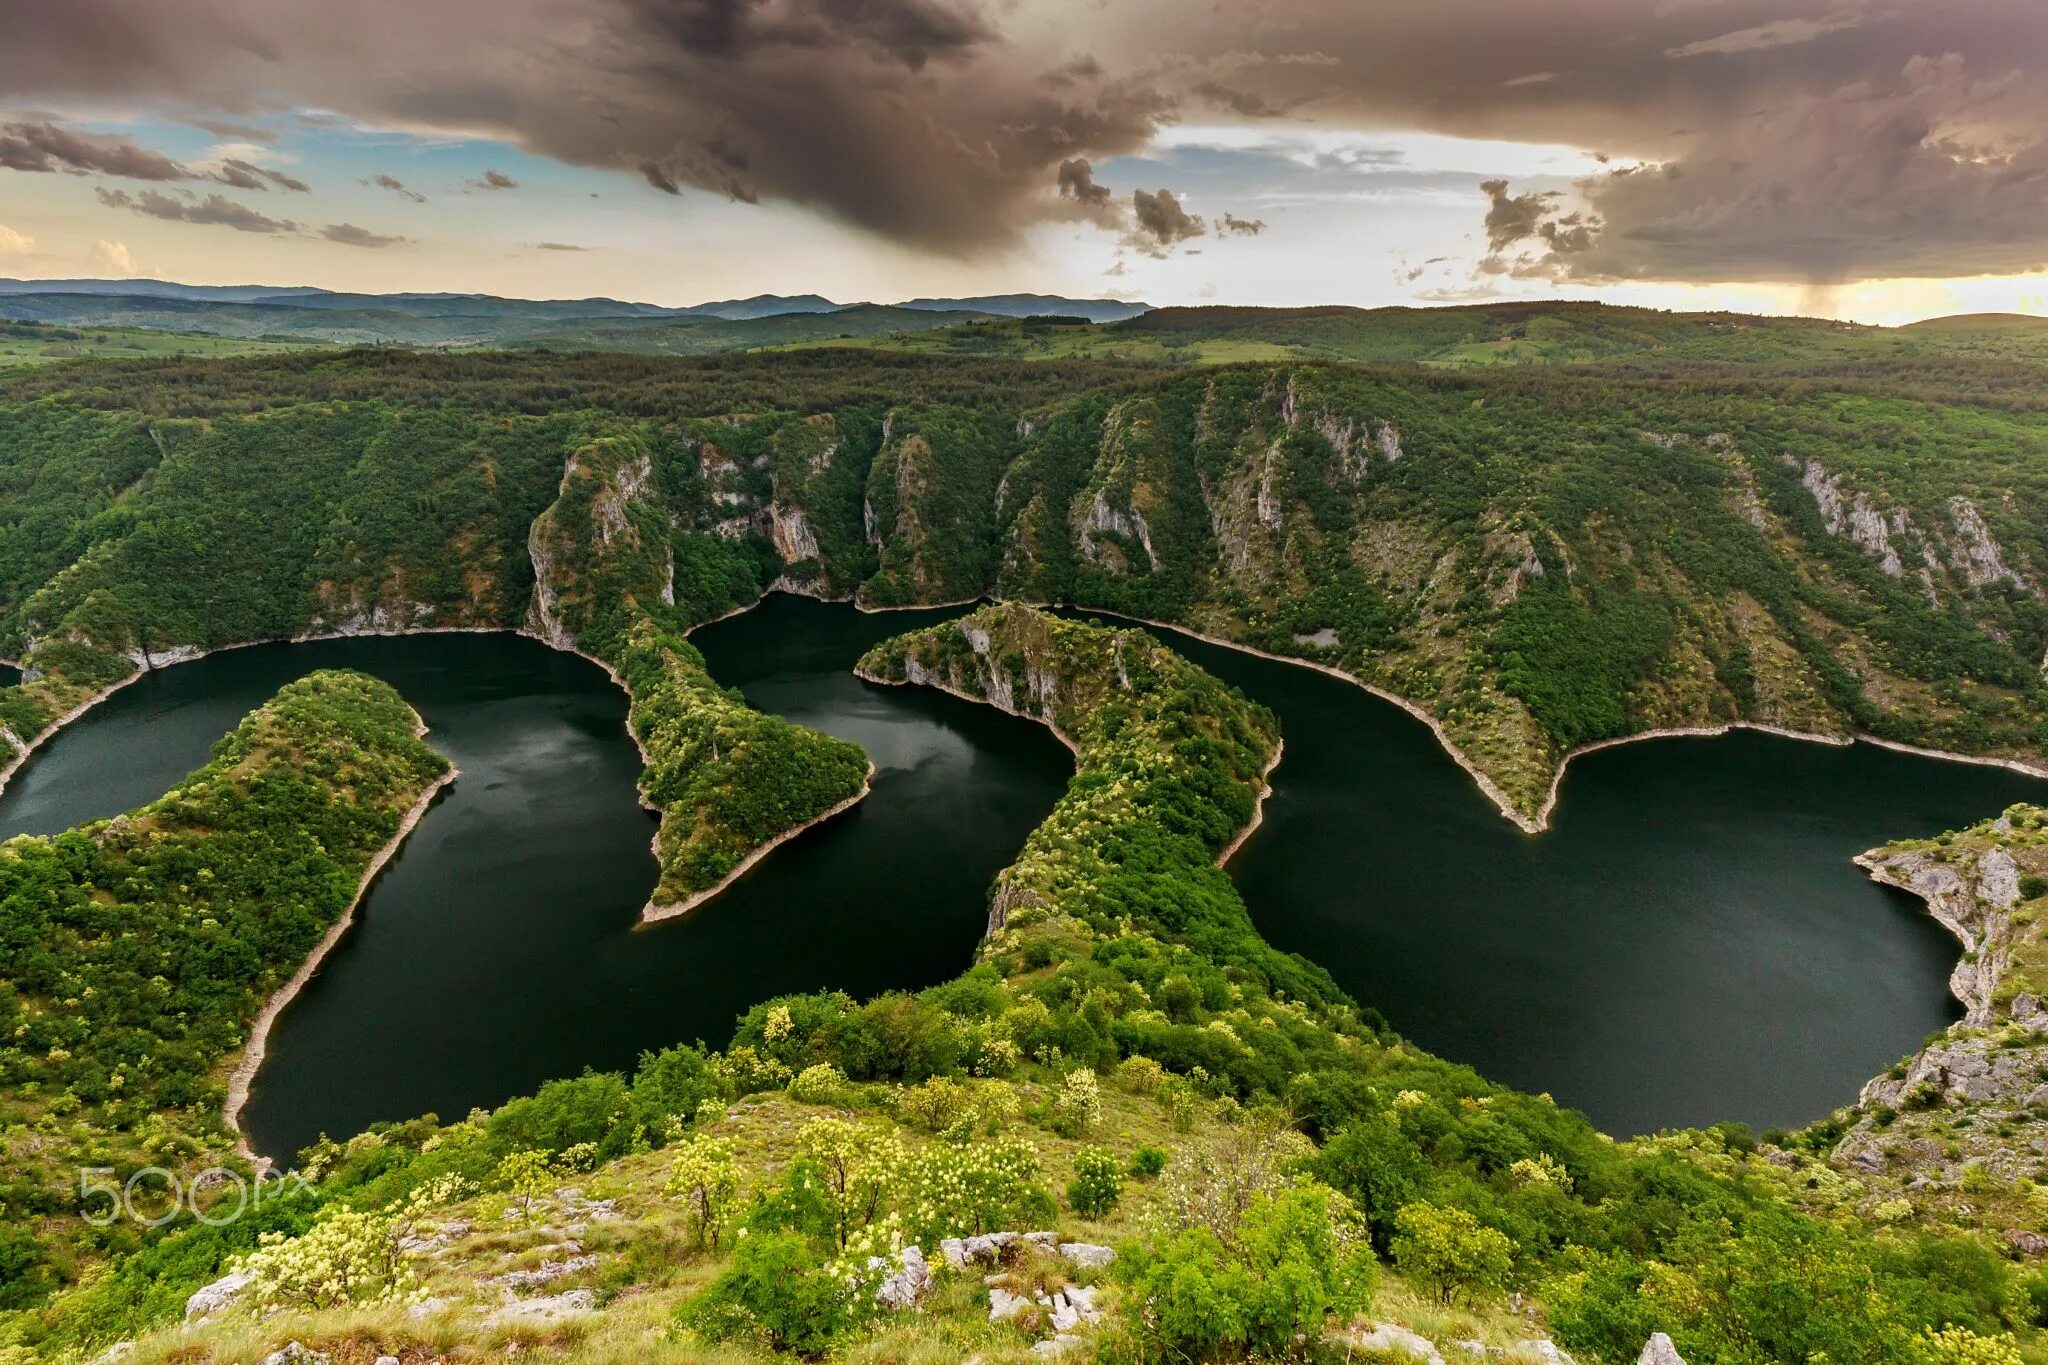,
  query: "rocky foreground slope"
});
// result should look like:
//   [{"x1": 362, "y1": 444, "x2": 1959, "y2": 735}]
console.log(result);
[{"x1": 1833, "y1": 806, "x2": 2048, "y2": 1250}]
